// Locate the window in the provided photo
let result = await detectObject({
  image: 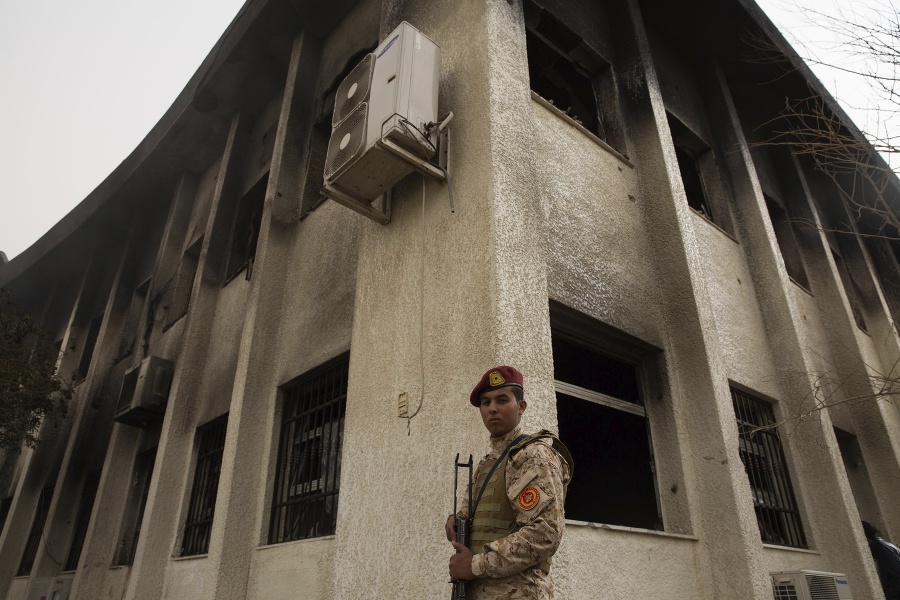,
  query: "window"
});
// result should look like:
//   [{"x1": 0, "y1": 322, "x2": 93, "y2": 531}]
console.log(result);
[
  {"x1": 74, "y1": 313, "x2": 104, "y2": 382},
  {"x1": 524, "y1": 0, "x2": 624, "y2": 152},
  {"x1": 553, "y1": 333, "x2": 661, "y2": 530},
  {"x1": 64, "y1": 472, "x2": 100, "y2": 571},
  {"x1": 225, "y1": 173, "x2": 268, "y2": 282},
  {"x1": 765, "y1": 196, "x2": 810, "y2": 289},
  {"x1": 0, "y1": 496, "x2": 11, "y2": 536},
  {"x1": 181, "y1": 414, "x2": 229, "y2": 556},
  {"x1": 300, "y1": 121, "x2": 331, "y2": 219},
  {"x1": 833, "y1": 250, "x2": 868, "y2": 332},
  {"x1": 17, "y1": 487, "x2": 54, "y2": 576},
  {"x1": 115, "y1": 448, "x2": 157, "y2": 566},
  {"x1": 270, "y1": 354, "x2": 349, "y2": 544},
  {"x1": 731, "y1": 388, "x2": 806, "y2": 548},
  {"x1": 117, "y1": 279, "x2": 151, "y2": 361},
  {"x1": 166, "y1": 237, "x2": 202, "y2": 328}
]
